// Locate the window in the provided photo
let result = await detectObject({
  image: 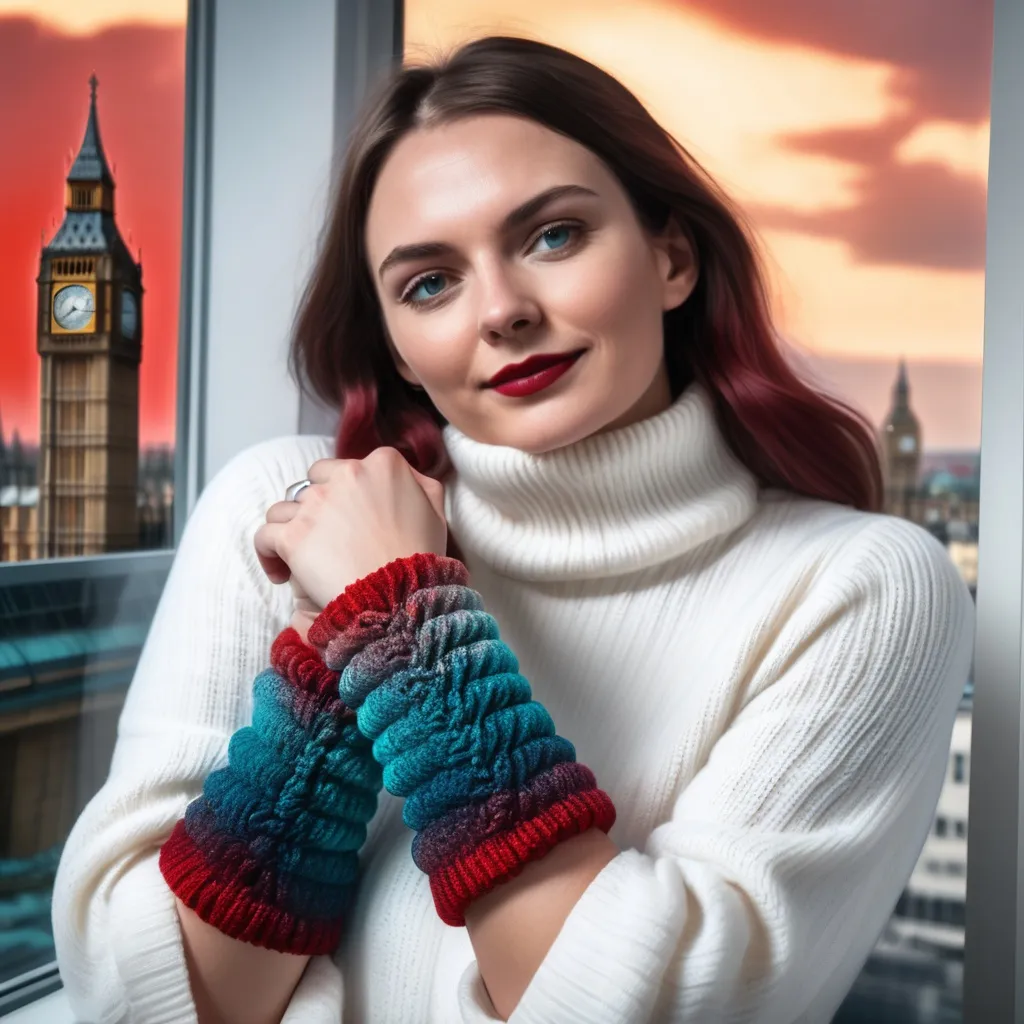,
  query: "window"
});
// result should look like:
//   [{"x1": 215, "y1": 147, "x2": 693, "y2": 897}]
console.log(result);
[
  {"x1": 3, "y1": 0, "x2": 1016, "y2": 1019},
  {"x1": 893, "y1": 895, "x2": 967, "y2": 929},
  {"x1": 0, "y1": 2, "x2": 189, "y2": 1011},
  {"x1": 2, "y1": 0, "x2": 355, "y2": 1012},
  {"x1": 0, "y1": 558, "x2": 172, "y2": 1001},
  {"x1": 405, "y1": 4, "x2": 987, "y2": 1022},
  {"x1": 1, "y1": 18, "x2": 181, "y2": 564}
]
